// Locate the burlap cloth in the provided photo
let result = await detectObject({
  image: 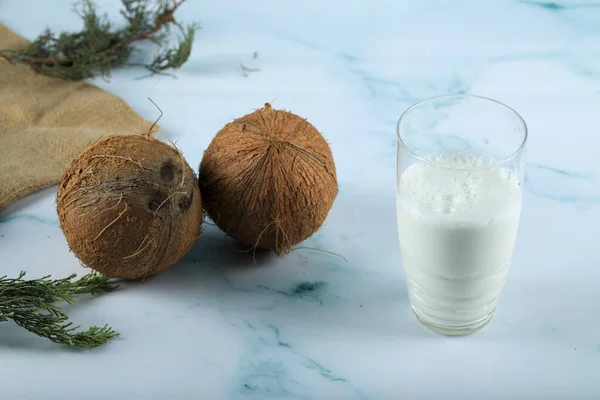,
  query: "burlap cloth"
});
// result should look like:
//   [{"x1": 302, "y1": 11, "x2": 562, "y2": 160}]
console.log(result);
[{"x1": 0, "y1": 24, "x2": 154, "y2": 212}]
